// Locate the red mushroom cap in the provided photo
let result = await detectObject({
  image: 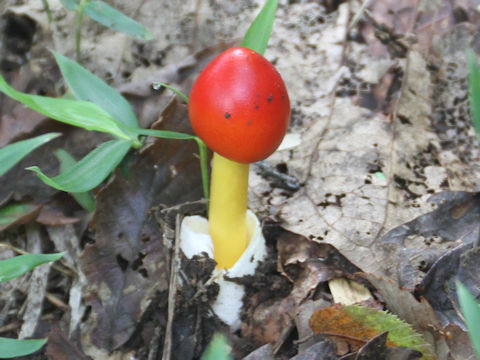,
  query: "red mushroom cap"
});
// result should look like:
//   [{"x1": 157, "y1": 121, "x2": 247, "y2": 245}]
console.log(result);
[{"x1": 188, "y1": 47, "x2": 290, "y2": 163}]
